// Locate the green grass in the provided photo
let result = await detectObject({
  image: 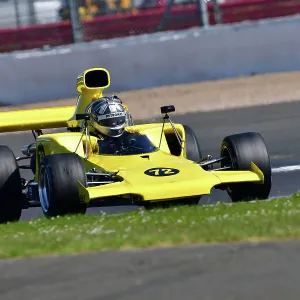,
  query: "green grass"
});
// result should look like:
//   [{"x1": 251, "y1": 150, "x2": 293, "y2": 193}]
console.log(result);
[{"x1": 2, "y1": 194, "x2": 300, "y2": 259}]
